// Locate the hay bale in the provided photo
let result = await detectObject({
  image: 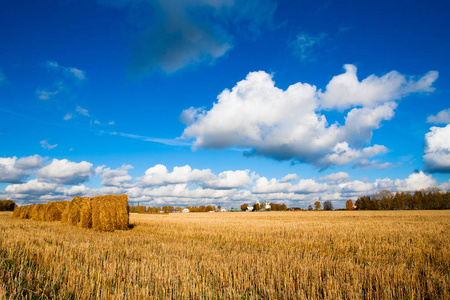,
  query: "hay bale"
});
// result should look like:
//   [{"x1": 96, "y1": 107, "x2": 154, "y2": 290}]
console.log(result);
[
  {"x1": 79, "y1": 198, "x2": 92, "y2": 228},
  {"x1": 12, "y1": 206, "x2": 21, "y2": 218},
  {"x1": 19, "y1": 205, "x2": 33, "y2": 219},
  {"x1": 31, "y1": 204, "x2": 46, "y2": 221},
  {"x1": 92, "y1": 195, "x2": 128, "y2": 231},
  {"x1": 62, "y1": 196, "x2": 91, "y2": 226},
  {"x1": 45, "y1": 201, "x2": 69, "y2": 221}
]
